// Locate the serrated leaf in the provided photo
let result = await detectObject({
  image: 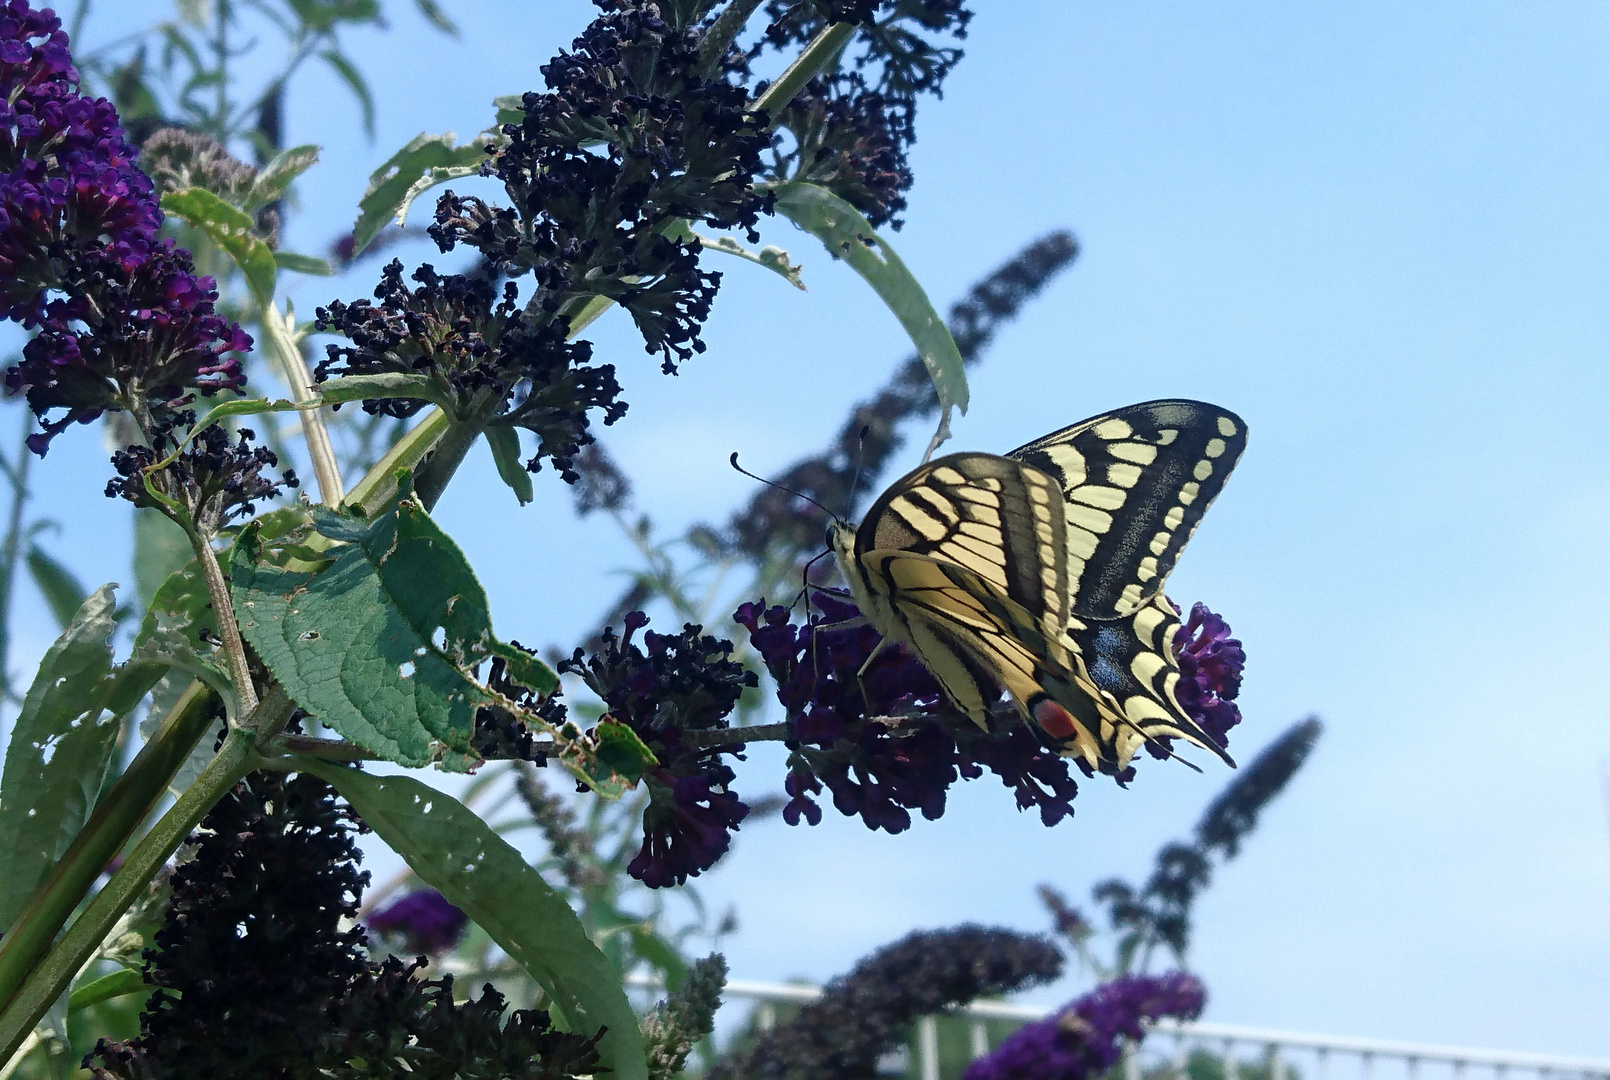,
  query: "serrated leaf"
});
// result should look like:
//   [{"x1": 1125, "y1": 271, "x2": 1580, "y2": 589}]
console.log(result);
[
  {"x1": 246, "y1": 144, "x2": 320, "y2": 212},
  {"x1": 232, "y1": 485, "x2": 561, "y2": 770},
  {"x1": 559, "y1": 718, "x2": 656, "y2": 798},
  {"x1": 352, "y1": 131, "x2": 495, "y2": 256},
  {"x1": 161, "y1": 187, "x2": 277, "y2": 309},
  {"x1": 272, "y1": 250, "x2": 335, "y2": 276},
  {"x1": 0, "y1": 587, "x2": 165, "y2": 932},
  {"x1": 485, "y1": 425, "x2": 533, "y2": 505},
  {"x1": 26, "y1": 545, "x2": 87, "y2": 630},
  {"x1": 773, "y1": 181, "x2": 968, "y2": 418},
  {"x1": 666, "y1": 219, "x2": 806, "y2": 290},
  {"x1": 298, "y1": 763, "x2": 648, "y2": 1080},
  {"x1": 320, "y1": 48, "x2": 375, "y2": 137}
]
